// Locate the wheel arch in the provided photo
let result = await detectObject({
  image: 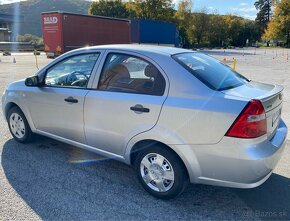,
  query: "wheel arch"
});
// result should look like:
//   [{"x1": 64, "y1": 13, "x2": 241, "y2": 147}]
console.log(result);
[
  {"x1": 128, "y1": 139, "x2": 191, "y2": 181},
  {"x1": 4, "y1": 101, "x2": 36, "y2": 131},
  {"x1": 4, "y1": 102, "x2": 19, "y2": 120},
  {"x1": 125, "y1": 126, "x2": 202, "y2": 183}
]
